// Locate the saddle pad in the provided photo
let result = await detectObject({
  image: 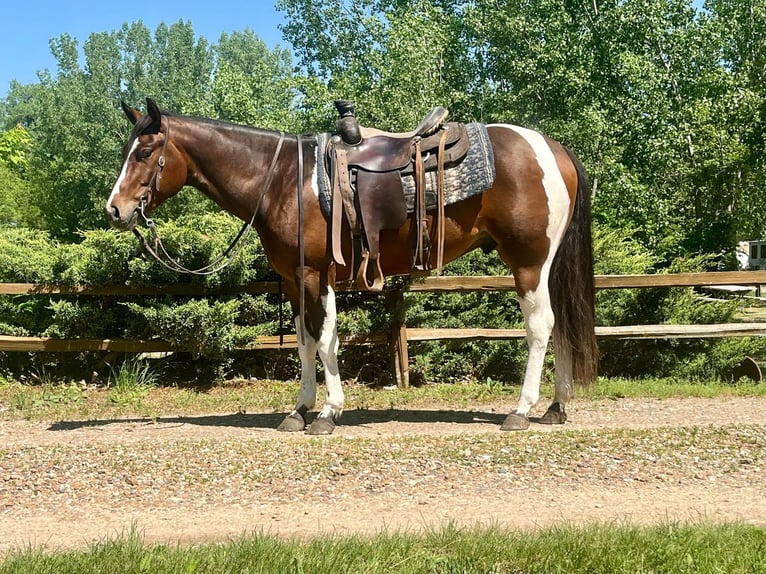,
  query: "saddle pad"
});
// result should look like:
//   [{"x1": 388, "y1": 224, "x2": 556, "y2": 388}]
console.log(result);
[{"x1": 315, "y1": 122, "x2": 496, "y2": 218}]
